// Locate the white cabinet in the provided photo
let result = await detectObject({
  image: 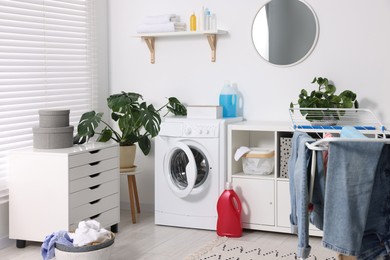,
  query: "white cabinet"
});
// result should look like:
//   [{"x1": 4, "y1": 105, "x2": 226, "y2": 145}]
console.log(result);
[
  {"x1": 9, "y1": 142, "x2": 120, "y2": 246},
  {"x1": 233, "y1": 177, "x2": 274, "y2": 227},
  {"x1": 228, "y1": 121, "x2": 322, "y2": 236}
]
